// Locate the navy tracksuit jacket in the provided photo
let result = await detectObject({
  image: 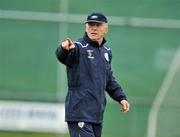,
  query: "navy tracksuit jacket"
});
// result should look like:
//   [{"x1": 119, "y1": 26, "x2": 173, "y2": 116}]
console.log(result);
[{"x1": 56, "y1": 32, "x2": 127, "y2": 123}]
